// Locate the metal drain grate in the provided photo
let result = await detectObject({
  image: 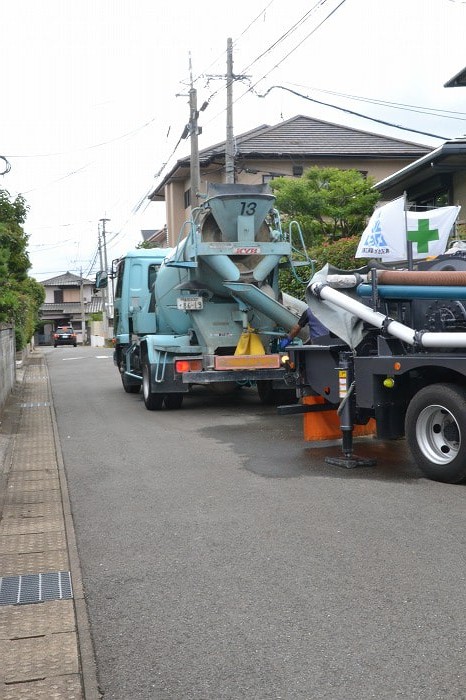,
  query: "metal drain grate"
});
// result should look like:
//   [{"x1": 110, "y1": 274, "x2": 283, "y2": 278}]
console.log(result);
[
  {"x1": 20, "y1": 402, "x2": 51, "y2": 408},
  {"x1": 0, "y1": 571, "x2": 73, "y2": 605}
]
